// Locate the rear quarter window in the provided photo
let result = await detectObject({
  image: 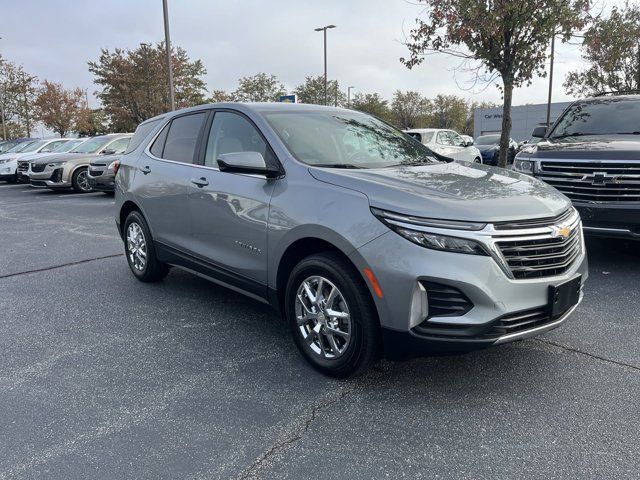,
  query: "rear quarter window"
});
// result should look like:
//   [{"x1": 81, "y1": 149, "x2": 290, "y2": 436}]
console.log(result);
[{"x1": 125, "y1": 118, "x2": 163, "y2": 154}]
